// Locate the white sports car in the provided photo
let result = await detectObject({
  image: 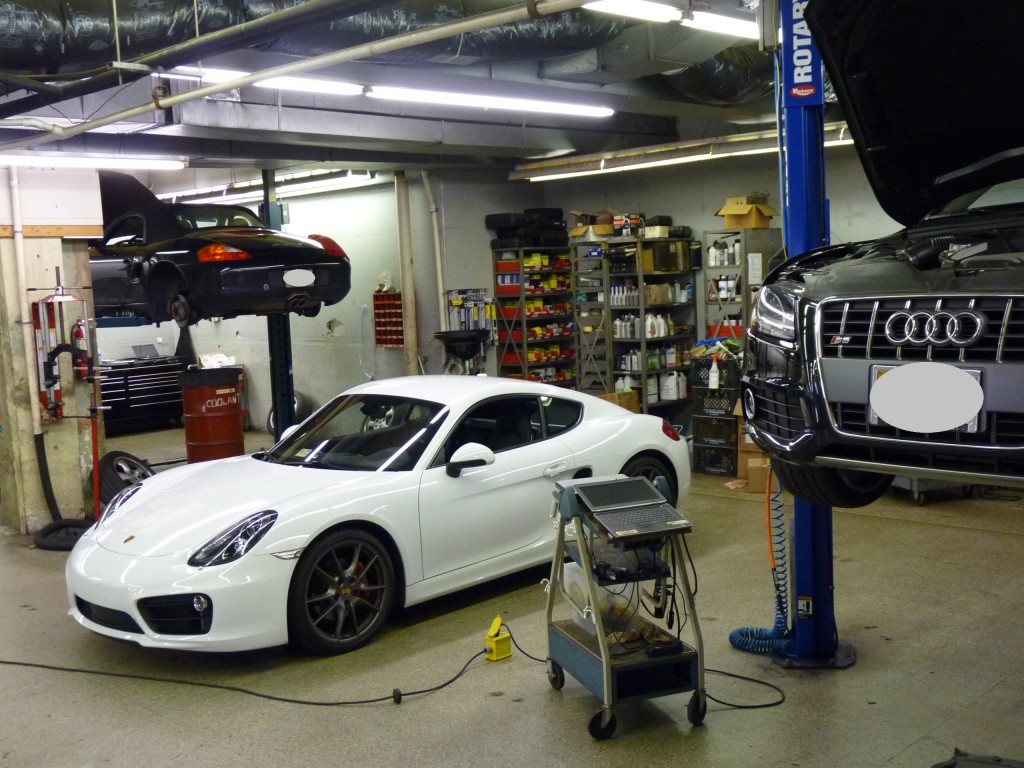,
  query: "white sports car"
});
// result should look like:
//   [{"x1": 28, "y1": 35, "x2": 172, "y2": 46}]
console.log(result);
[{"x1": 66, "y1": 375, "x2": 690, "y2": 654}]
